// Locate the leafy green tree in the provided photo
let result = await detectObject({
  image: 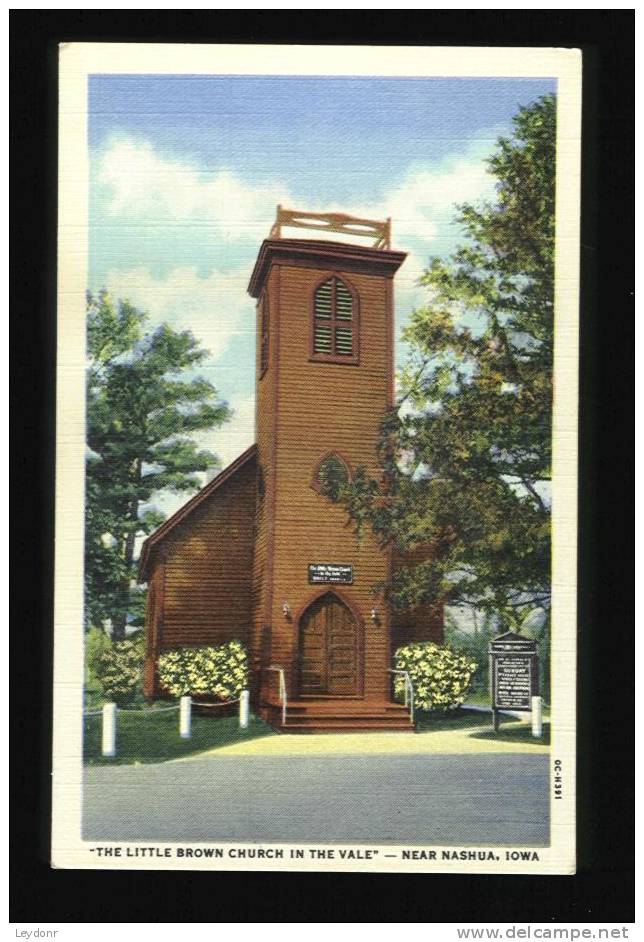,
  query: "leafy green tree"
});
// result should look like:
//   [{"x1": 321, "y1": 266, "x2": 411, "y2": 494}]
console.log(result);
[
  {"x1": 85, "y1": 290, "x2": 231, "y2": 639},
  {"x1": 333, "y1": 95, "x2": 556, "y2": 631},
  {"x1": 444, "y1": 608, "x2": 497, "y2": 695}
]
